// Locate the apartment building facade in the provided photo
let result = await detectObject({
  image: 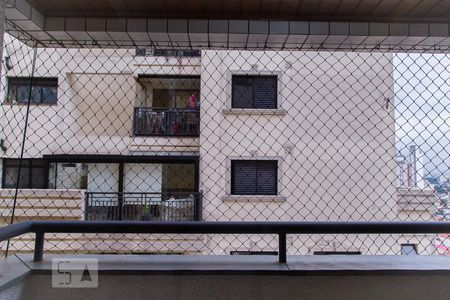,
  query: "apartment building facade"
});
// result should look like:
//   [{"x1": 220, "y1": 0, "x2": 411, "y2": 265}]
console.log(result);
[{"x1": 0, "y1": 34, "x2": 437, "y2": 255}]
